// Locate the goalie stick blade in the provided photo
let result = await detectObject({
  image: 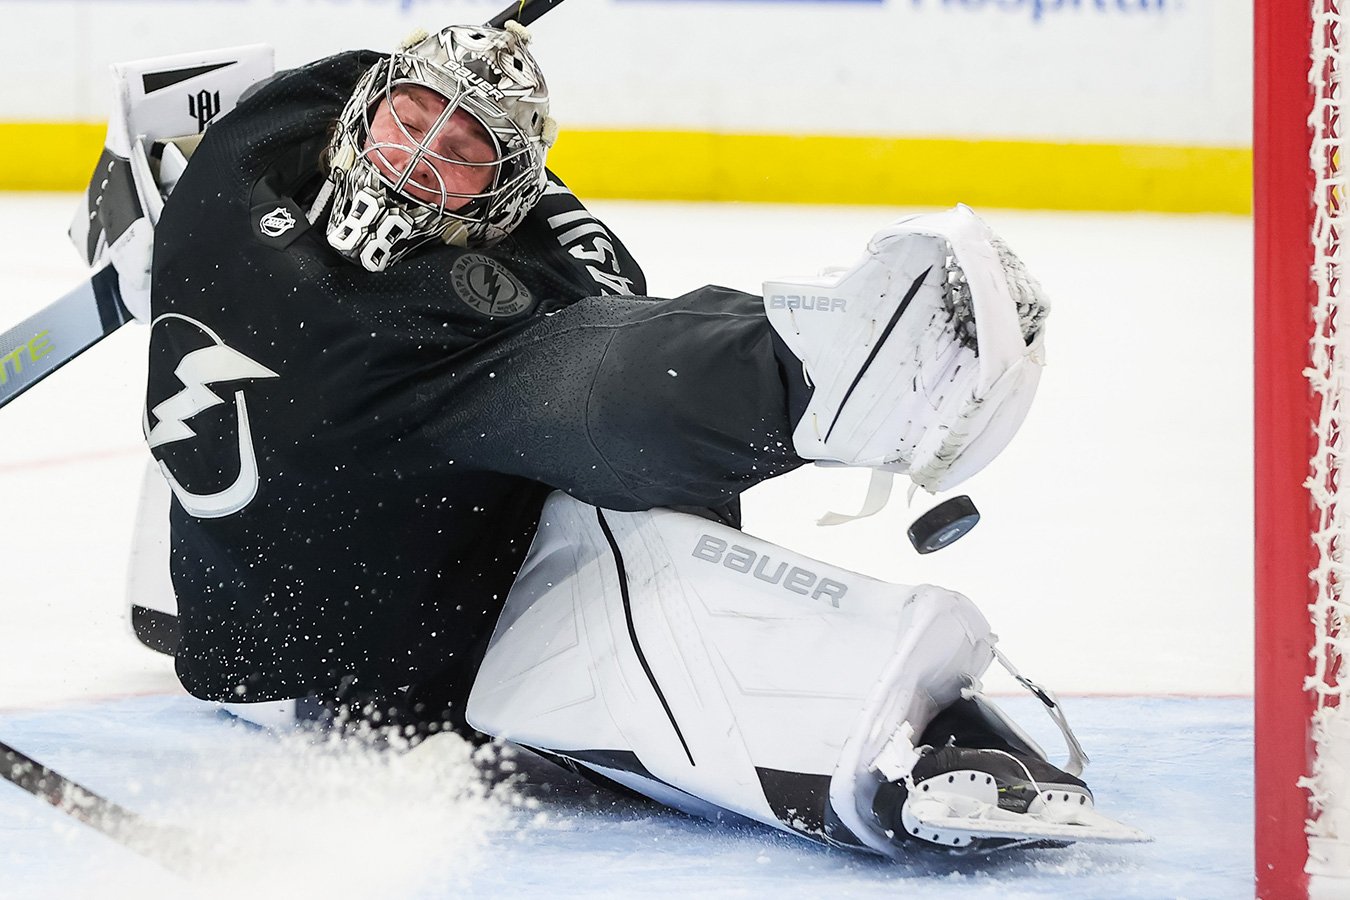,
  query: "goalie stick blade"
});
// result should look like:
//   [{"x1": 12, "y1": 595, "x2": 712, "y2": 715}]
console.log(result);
[{"x1": 0, "y1": 264, "x2": 132, "y2": 410}]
